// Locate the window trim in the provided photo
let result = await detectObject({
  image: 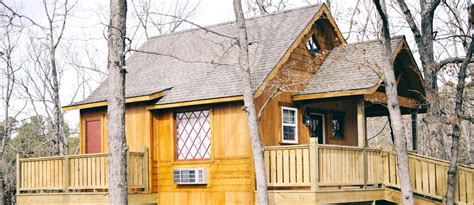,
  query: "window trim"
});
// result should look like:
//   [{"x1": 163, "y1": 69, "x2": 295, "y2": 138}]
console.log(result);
[
  {"x1": 174, "y1": 109, "x2": 212, "y2": 161},
  {"x1": 306, "y1": 33, "x2": 321, "y2": 55},
  {"x1": 281, "y1": 106, "x2": 298, "y2": 144},
  {"x1": 330, "y1": 112, "x2": 345, "y2": 139},
  {"x1": 81, "y1": 115, "x2": 105, "y2": 154}
]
